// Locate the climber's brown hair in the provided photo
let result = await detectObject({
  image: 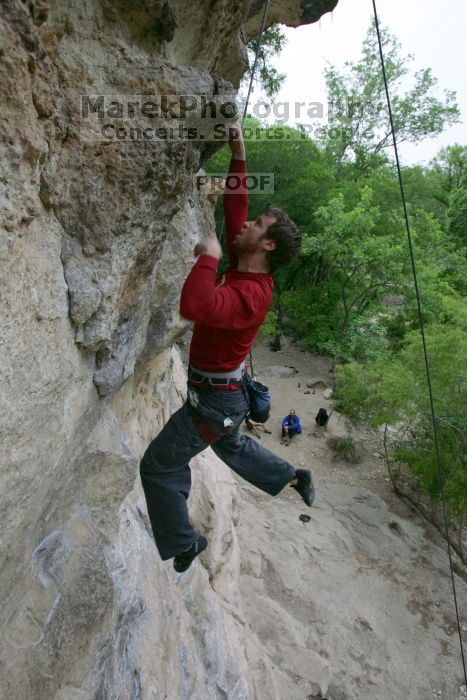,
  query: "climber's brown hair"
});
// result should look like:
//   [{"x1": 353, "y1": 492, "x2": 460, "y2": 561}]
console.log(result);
[{"x1": 261, "y1": 206, "x2": 301, "y2": 273}]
